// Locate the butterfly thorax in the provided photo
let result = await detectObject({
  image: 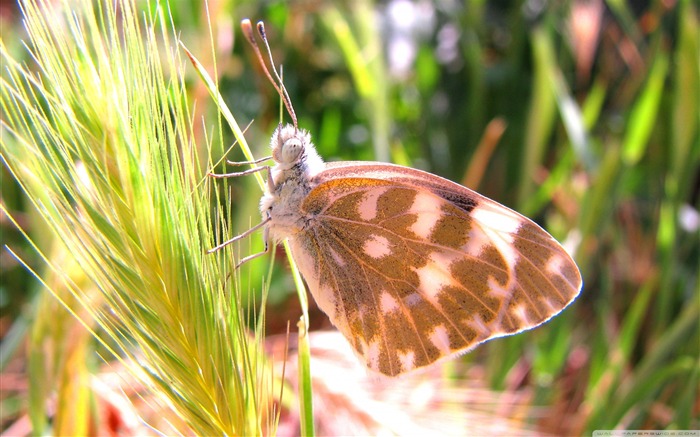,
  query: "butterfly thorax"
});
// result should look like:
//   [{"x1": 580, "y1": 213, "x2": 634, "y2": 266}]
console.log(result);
[{"x1": 260, "y1": 124, "x2": 325, "y2": 241}]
